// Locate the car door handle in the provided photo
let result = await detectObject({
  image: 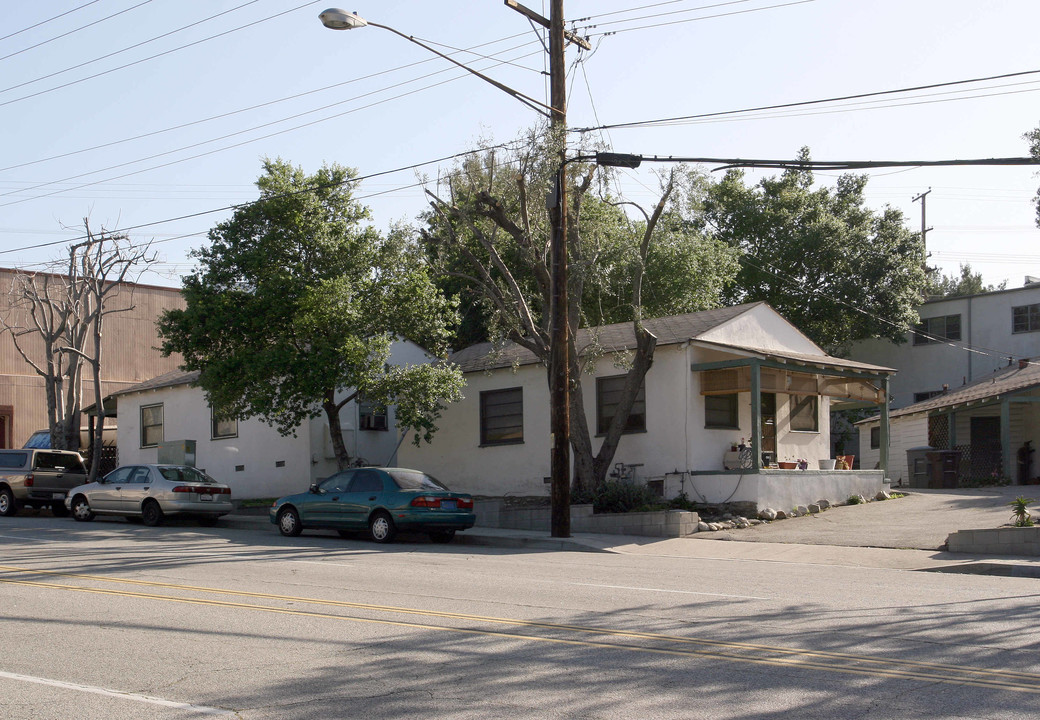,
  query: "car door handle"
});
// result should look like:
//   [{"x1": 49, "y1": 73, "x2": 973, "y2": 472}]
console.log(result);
[
  {"x1": 368, "y1": 496, "x2": 376, "y2": 501},
  {"x1": 331, "y1": 496, "x2": 339, "y2": 501}
]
